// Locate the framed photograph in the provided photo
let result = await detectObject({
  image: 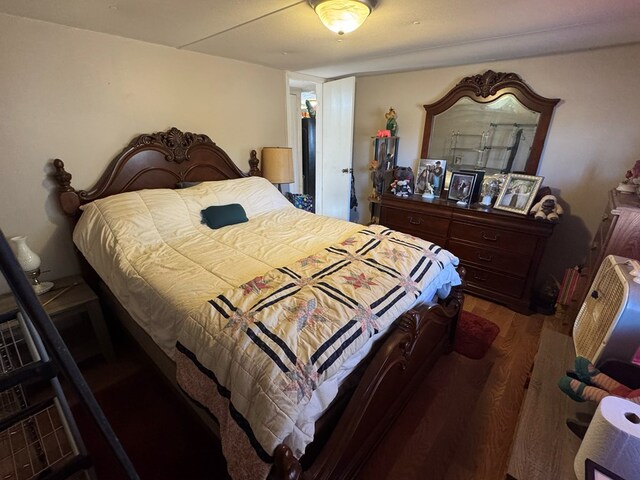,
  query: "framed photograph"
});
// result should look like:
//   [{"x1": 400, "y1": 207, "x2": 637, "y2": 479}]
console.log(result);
[
  {"x1": 415, "y1": 159, "x2": 447, "y2": 197},
  {"x1": 494, "y1": 173, "x2": 543, "y2": 215},
  {"x1": 585, "y1": 459, "x2": 626, "y2": 480},
  {"x1": 459, "y1": 169, "x2": 485, "y2": 203},
  {"x1": 447, "y1": 172, "x2": 476, "y2": 205}
]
